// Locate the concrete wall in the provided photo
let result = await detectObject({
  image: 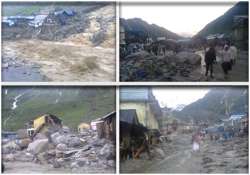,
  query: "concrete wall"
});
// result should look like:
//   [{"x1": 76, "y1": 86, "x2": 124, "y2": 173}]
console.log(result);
[{"x1": 120, "y1": 102, "x2": 159, "y2": 129}]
